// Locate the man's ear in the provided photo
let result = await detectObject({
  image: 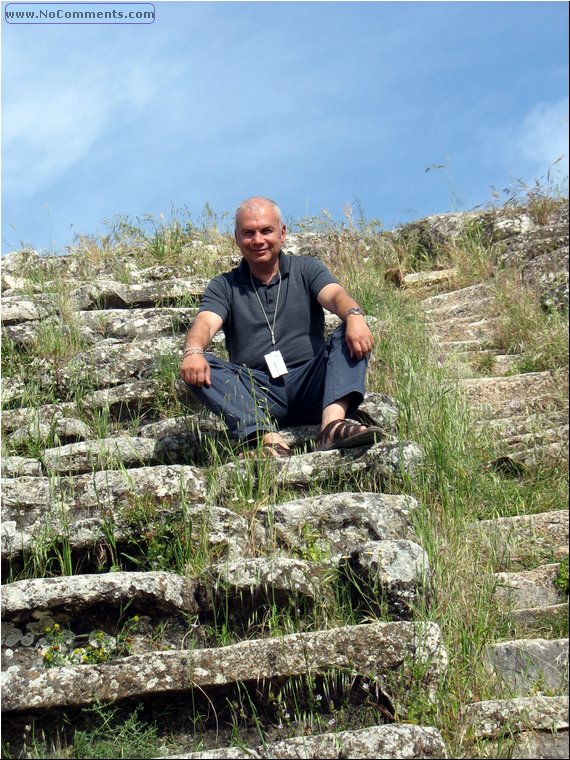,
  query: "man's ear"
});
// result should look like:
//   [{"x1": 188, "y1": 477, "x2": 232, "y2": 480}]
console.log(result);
[{"x1": 280, "y1": 224, "x2": 286, "y2": 243}]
